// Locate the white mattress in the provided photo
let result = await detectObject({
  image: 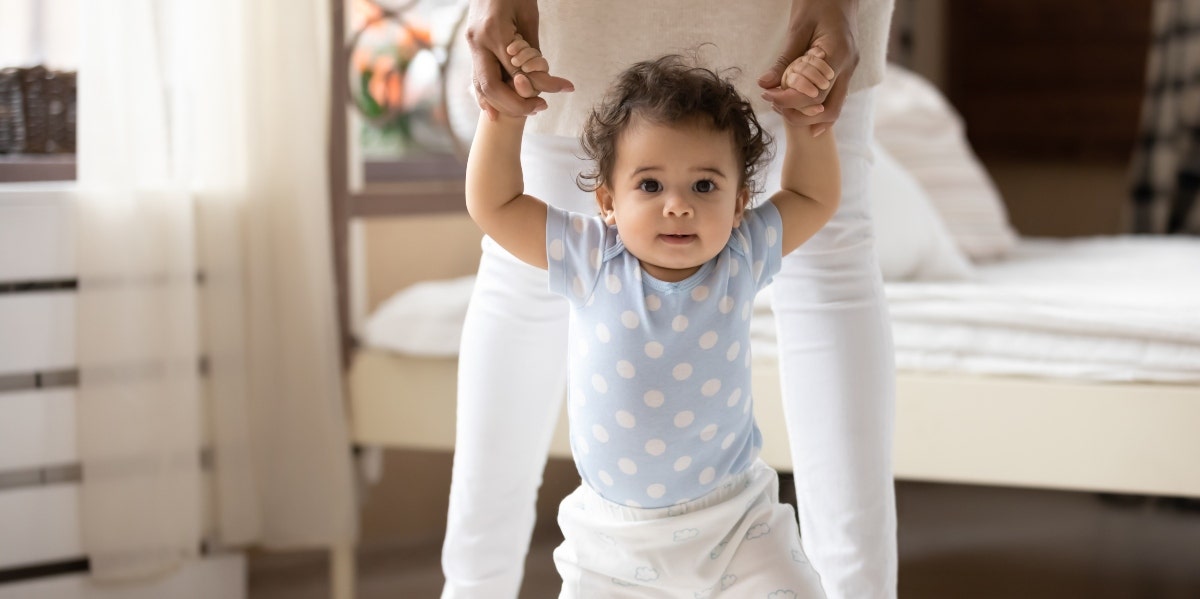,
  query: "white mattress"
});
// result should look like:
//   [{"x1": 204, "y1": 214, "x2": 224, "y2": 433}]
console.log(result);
[{"x1": 365, "y1": 236, "x2": 1200, "y2": 383}]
